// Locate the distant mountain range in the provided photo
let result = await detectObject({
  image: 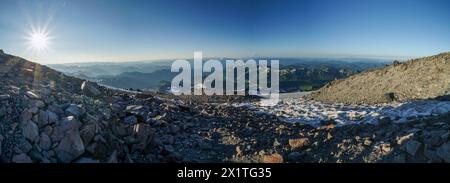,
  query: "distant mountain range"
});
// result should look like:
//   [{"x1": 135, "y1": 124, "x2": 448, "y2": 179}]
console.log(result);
[
  {"x1": 48, "y1": 60, "x2": 173, "y2": 77},
  {"x1": 48, "y1": 58, "x2": 391, "y2": 92}
]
